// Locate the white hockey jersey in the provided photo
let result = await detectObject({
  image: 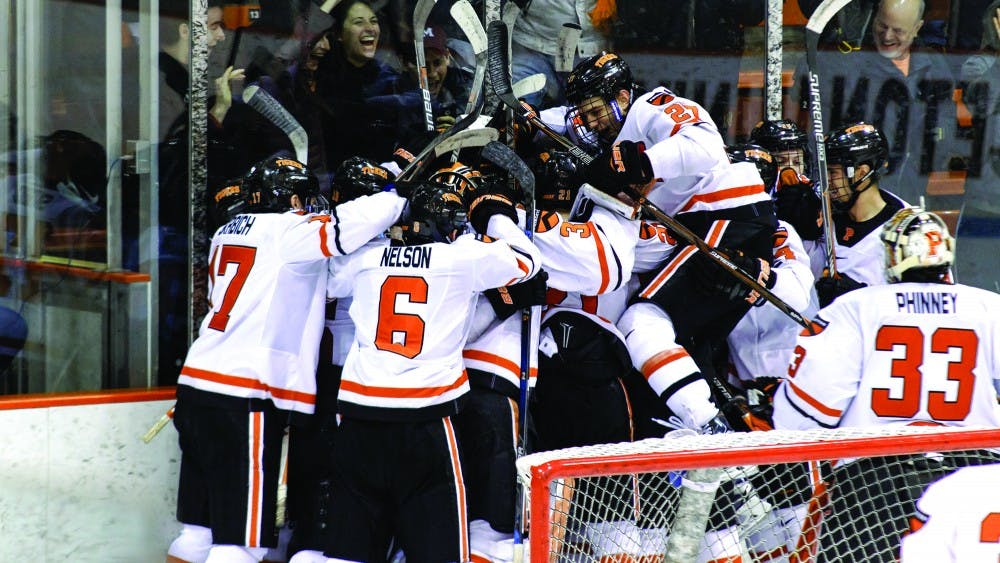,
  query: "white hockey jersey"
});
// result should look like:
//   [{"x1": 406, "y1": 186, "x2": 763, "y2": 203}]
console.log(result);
[
  {"x1": 803, "y1": 189, "x2": 907, "y2": 286},
  {"x1": 727, "y1": 222, "x2": 817, "y2": 384},
  {"x1": 178, "y1": 192, "x2": 406, "y2": 414},
  {"x1": 774, "y1": 282, "x2": 1000, "y2": 430},
  {"x1": 900, "y1": 463, "x2": 1000, "y2": 563},
  {"x1": 463, "y1": 206, "x2": 649, "y2": 396},
  {"x1": 616, "y1": 87, "x2": 771, "y2": 216},
  {"x1": 328, "y1": 216, "x2": 541, "y2": 420}
]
